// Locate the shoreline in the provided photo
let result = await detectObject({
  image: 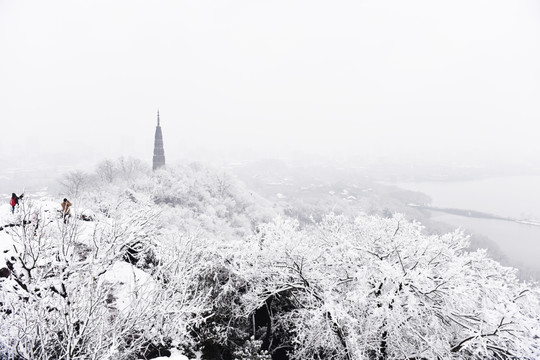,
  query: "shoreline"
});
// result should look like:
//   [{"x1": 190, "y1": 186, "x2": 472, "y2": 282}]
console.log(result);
[{"x1": 409, "y1": 203, "x2": 540, "y2": 227}]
